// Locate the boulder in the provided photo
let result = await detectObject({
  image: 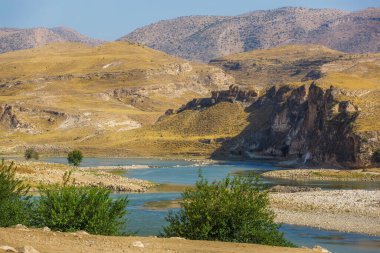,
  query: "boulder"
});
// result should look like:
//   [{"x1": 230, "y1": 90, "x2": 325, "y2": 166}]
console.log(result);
[
  {"x1": 132, "y1": 241, "x2": 145, "y2": 248},
  {"x1": 19, "y1": 246, "x2": 40, "y2": 253},
  {"x1": 0, "y1": 246, "x2": 17, "y2": 253}
]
